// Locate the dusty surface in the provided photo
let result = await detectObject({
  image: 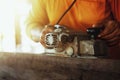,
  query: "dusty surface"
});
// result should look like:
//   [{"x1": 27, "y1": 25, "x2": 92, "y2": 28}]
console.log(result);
[{"x1": 0, "y1": 52, "x2": 120, "y2": 80}]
